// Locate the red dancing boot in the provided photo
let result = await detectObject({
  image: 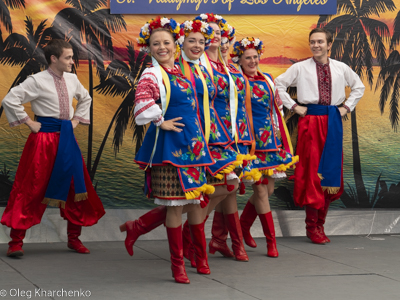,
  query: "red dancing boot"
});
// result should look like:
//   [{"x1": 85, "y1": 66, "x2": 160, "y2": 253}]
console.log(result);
[
  {"x1": 224, "y1": 212, "x2": 249, "y2": 262},
  {"x1": 67, "y1": 222, "x2": 90, "y2": 254},
  {"x1": 317, "y1": 204, "x2": 330, "y2": 243},
  {"x1": 240, "y1": 201, "x2": 258, "y2": 248},
  {"x1": 182, "y1": 220, "x2": 196, "y2": 268},
  {"x1": 305, "y1": 206, "x2": 326, "y2": 244},
  {"x1": 208, "y1": 211, "x2": 234, "y2": 258},
  {"x1": 259, "y1": 212, "x2": 279, "y2": 257},
  {"x1": 166, "y1": 225, "x2": 190, "y2": 284},
  {"x1": 7, "y1": 229, "x2": 26, "y2": 257},
  {"x1": 120, "y1": 206, "x2": 167, "y2": 256},
  {"x1": 190, "y1": 222, "x2": 210, "y2": 275}
]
